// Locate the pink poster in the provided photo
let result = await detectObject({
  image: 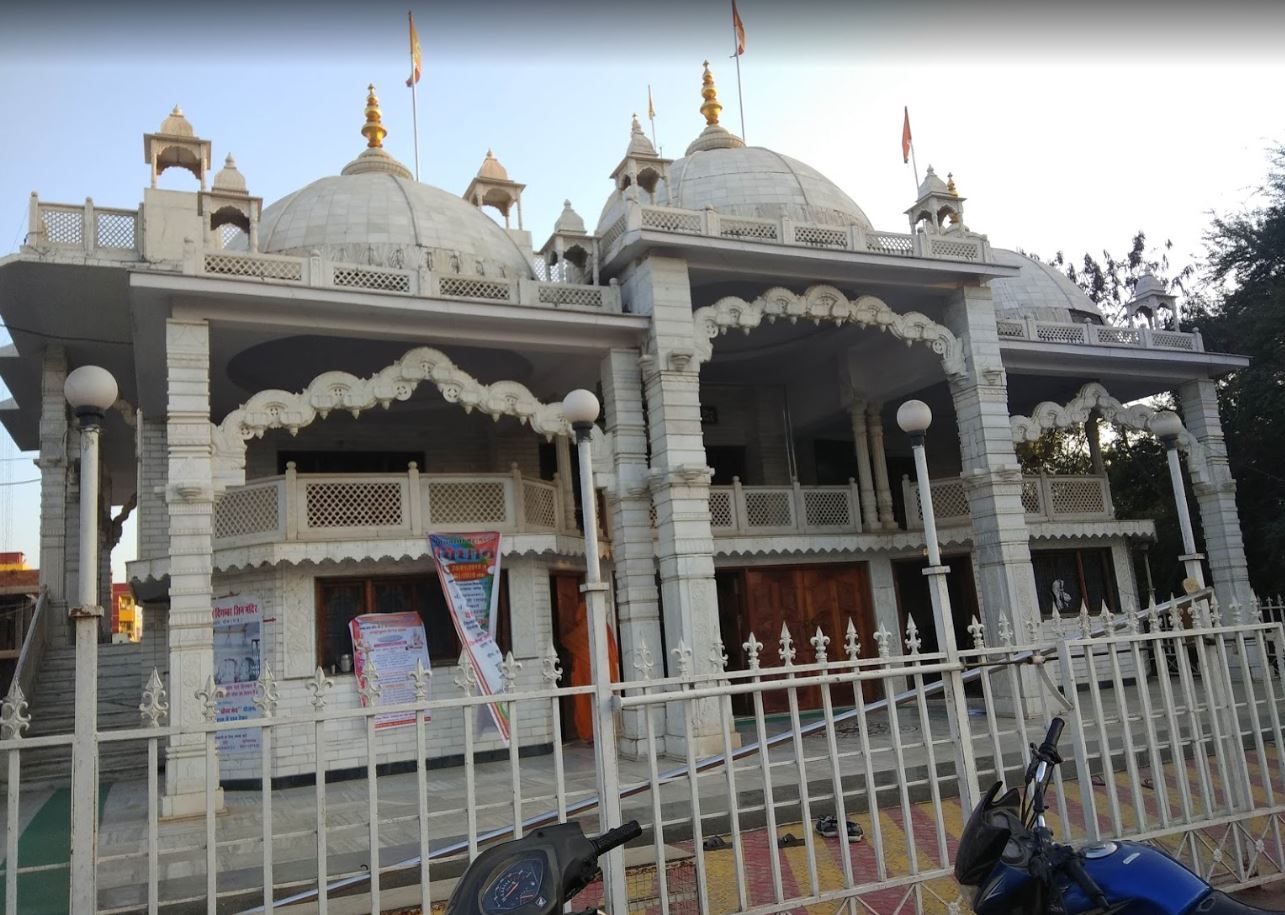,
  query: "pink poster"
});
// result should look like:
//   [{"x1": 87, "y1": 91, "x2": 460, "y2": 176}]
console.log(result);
[{"x1": 349, "y1": 612, "x2": 432, "y2": 730}]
